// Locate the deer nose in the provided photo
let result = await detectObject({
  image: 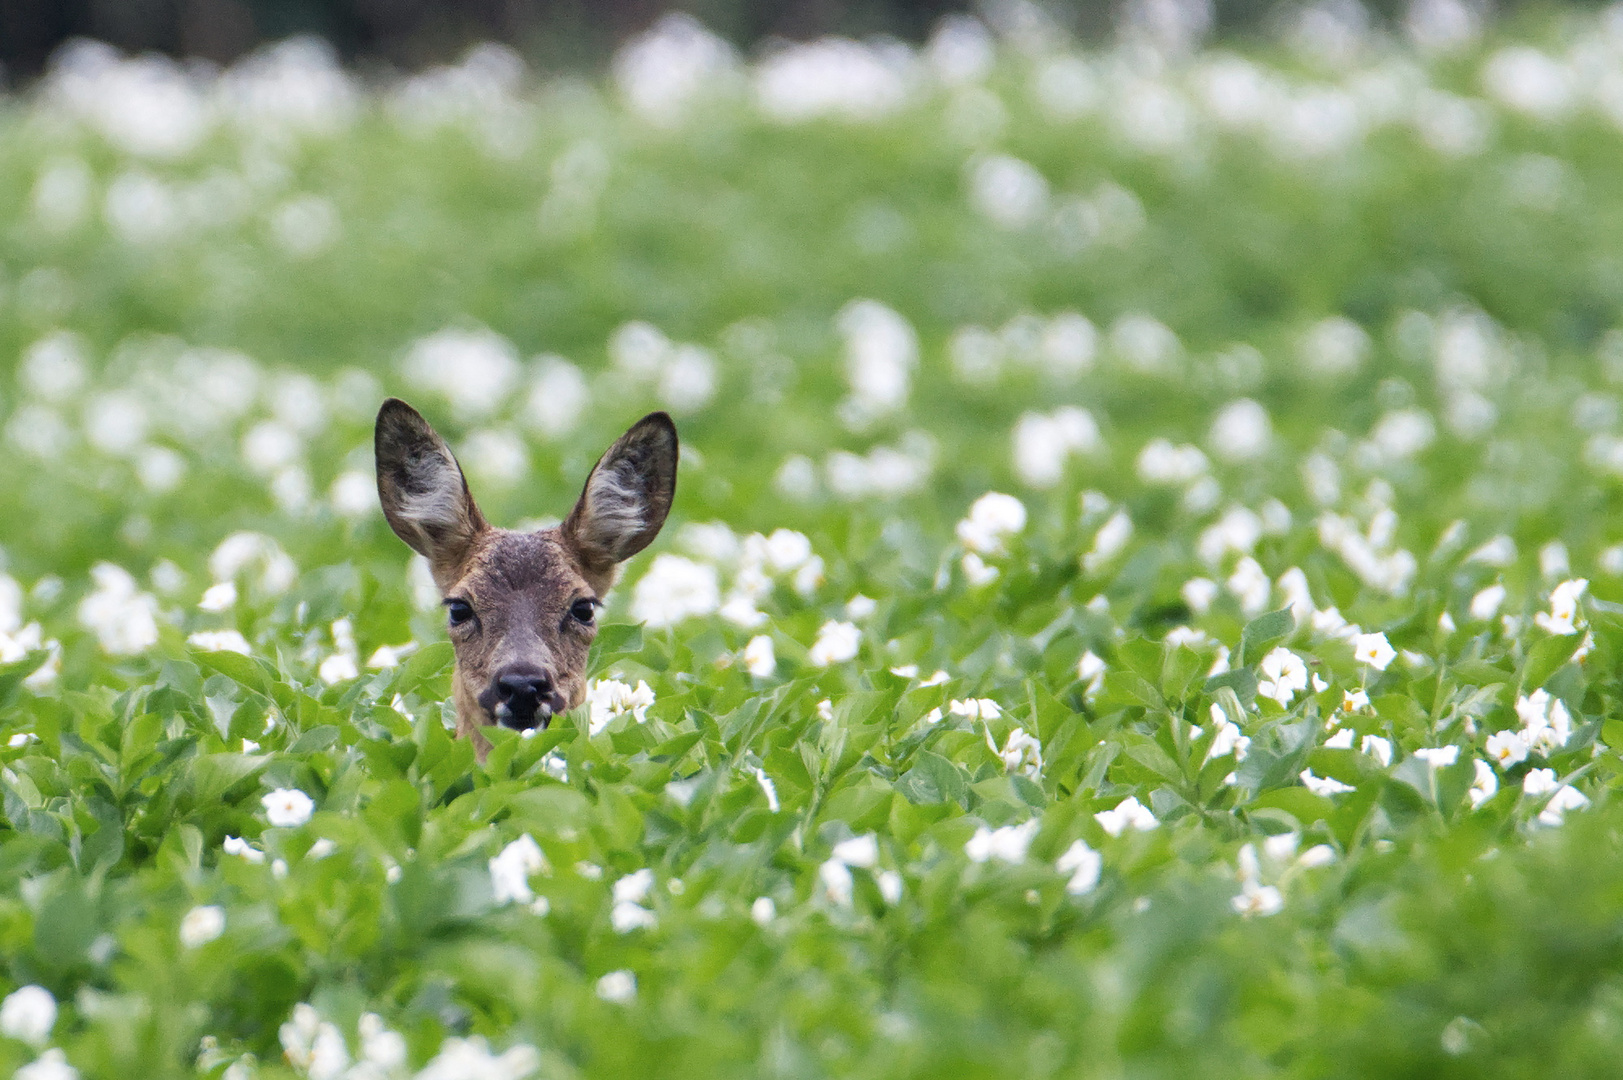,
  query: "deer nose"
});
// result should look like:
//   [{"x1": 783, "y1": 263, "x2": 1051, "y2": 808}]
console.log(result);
[{"x1": 493, "y1": 671, "x2": 555, "y2": 730}]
